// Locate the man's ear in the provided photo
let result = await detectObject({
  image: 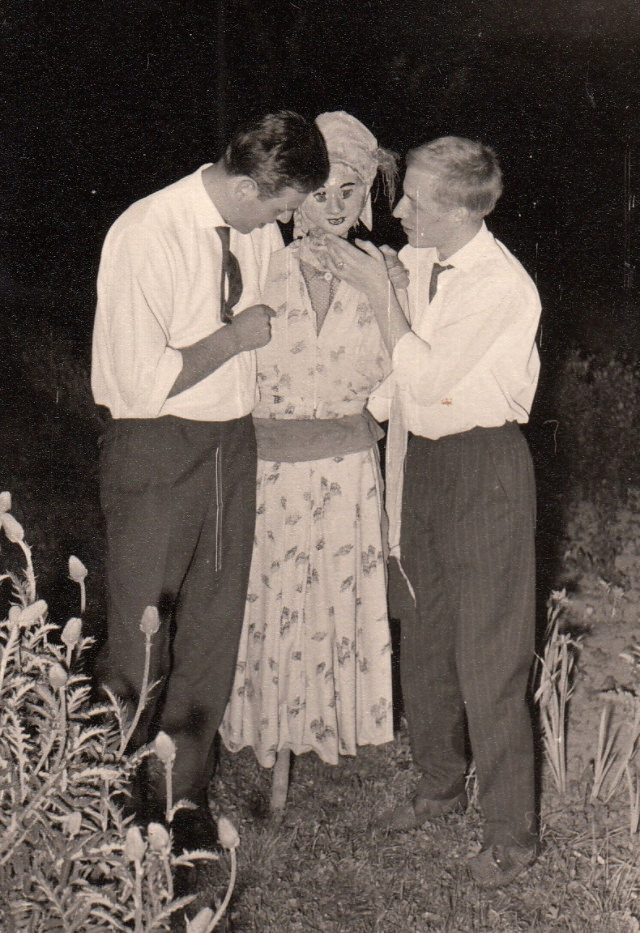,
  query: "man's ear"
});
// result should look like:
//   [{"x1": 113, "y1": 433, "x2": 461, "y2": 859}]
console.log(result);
[
  {"x1": 232, "y1": 176, "x2": 259, "y2": 202},
  {"x1": 453, "y1": 205, "x2": 469, "y2": 225}
]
